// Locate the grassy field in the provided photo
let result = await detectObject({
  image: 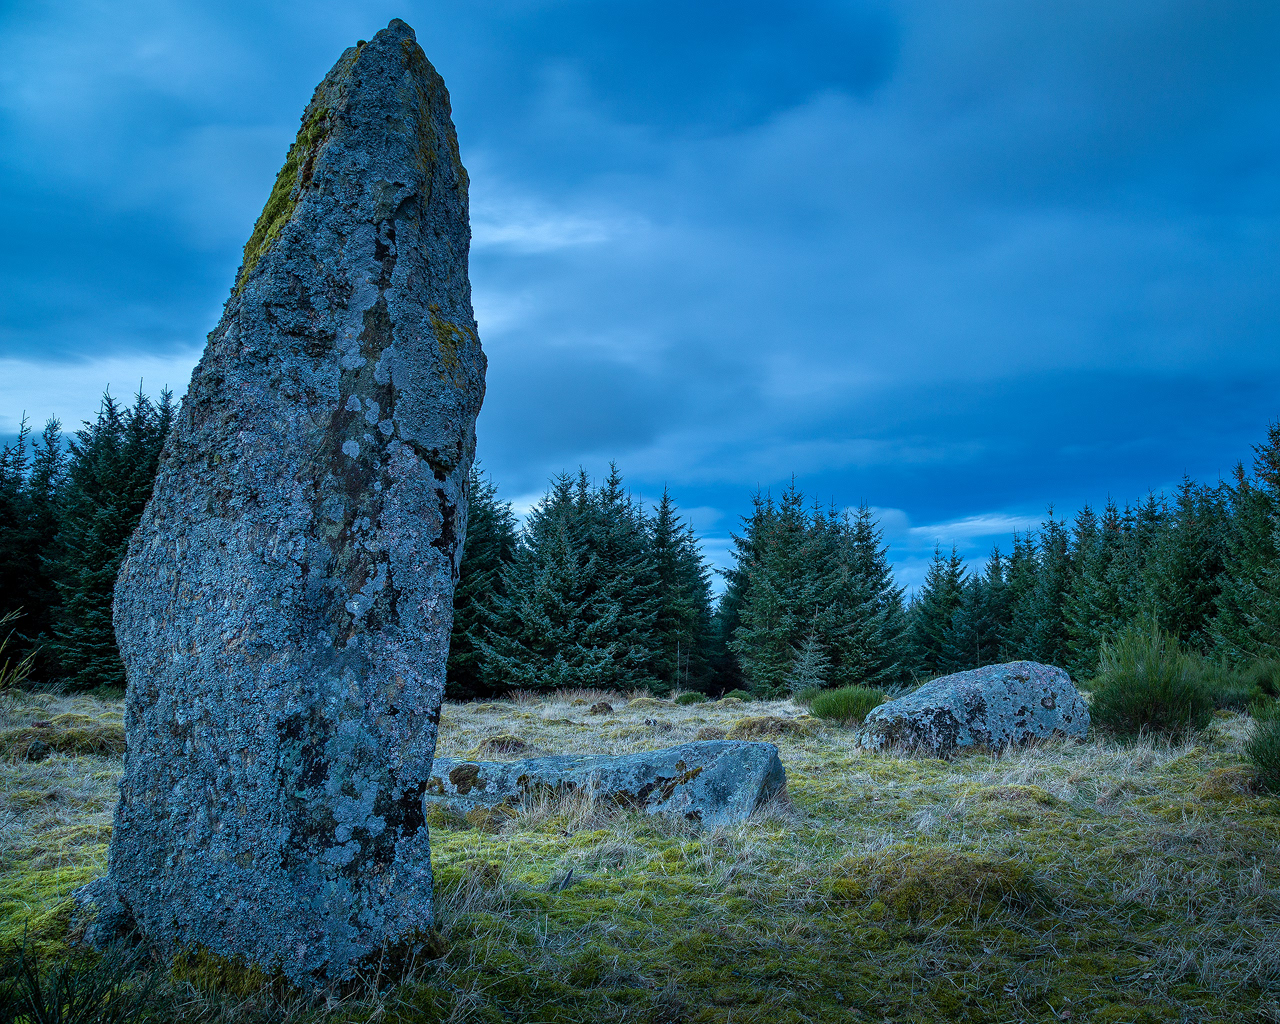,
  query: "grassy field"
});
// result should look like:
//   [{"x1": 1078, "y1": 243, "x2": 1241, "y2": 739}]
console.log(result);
[{"x1": 1, "y1": 687, "x2": 1278, "y2": 1023}]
